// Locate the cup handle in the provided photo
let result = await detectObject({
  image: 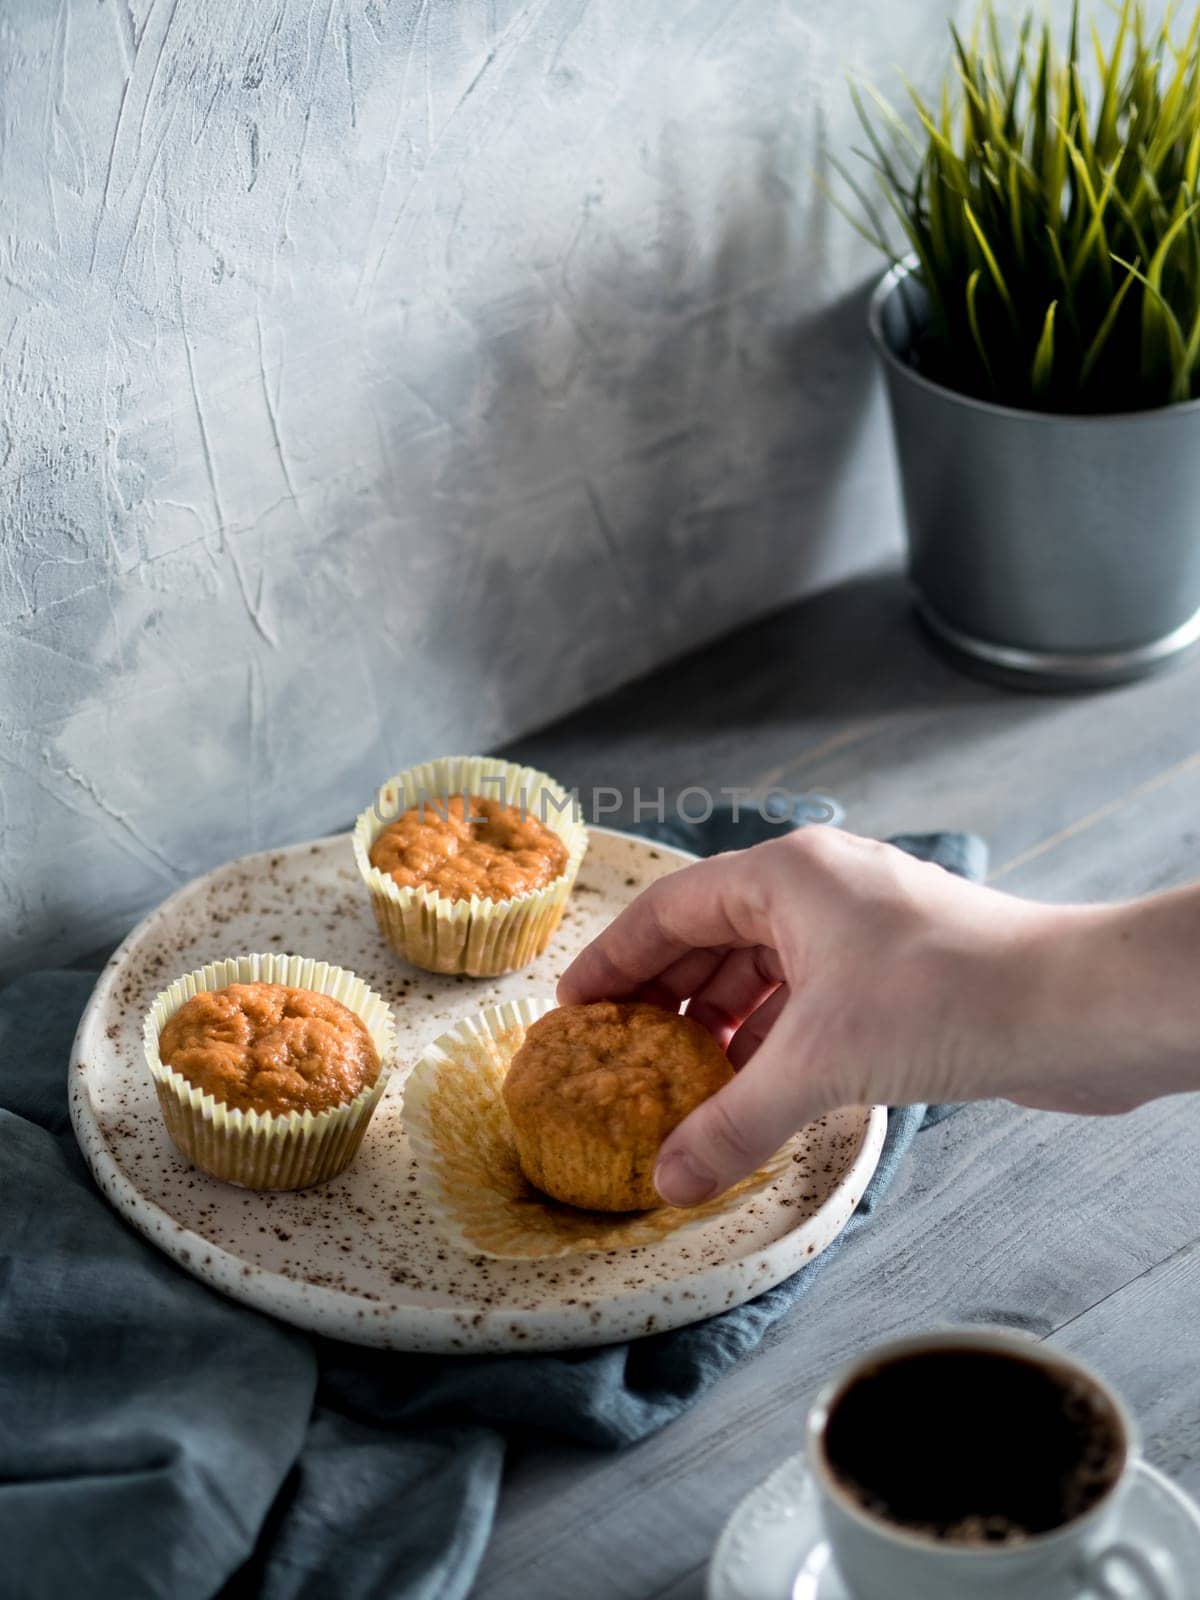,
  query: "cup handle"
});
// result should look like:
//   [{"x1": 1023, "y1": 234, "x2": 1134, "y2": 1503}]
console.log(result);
[{"x1": 1081, "y1": 1540, "x2": 1177, "y2": 1599}]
